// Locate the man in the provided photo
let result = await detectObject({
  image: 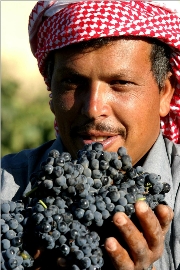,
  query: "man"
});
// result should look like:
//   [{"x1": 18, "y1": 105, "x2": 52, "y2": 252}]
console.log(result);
[{"x1": 1, "y1": 1, "x2": 180, "y2": 270}]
